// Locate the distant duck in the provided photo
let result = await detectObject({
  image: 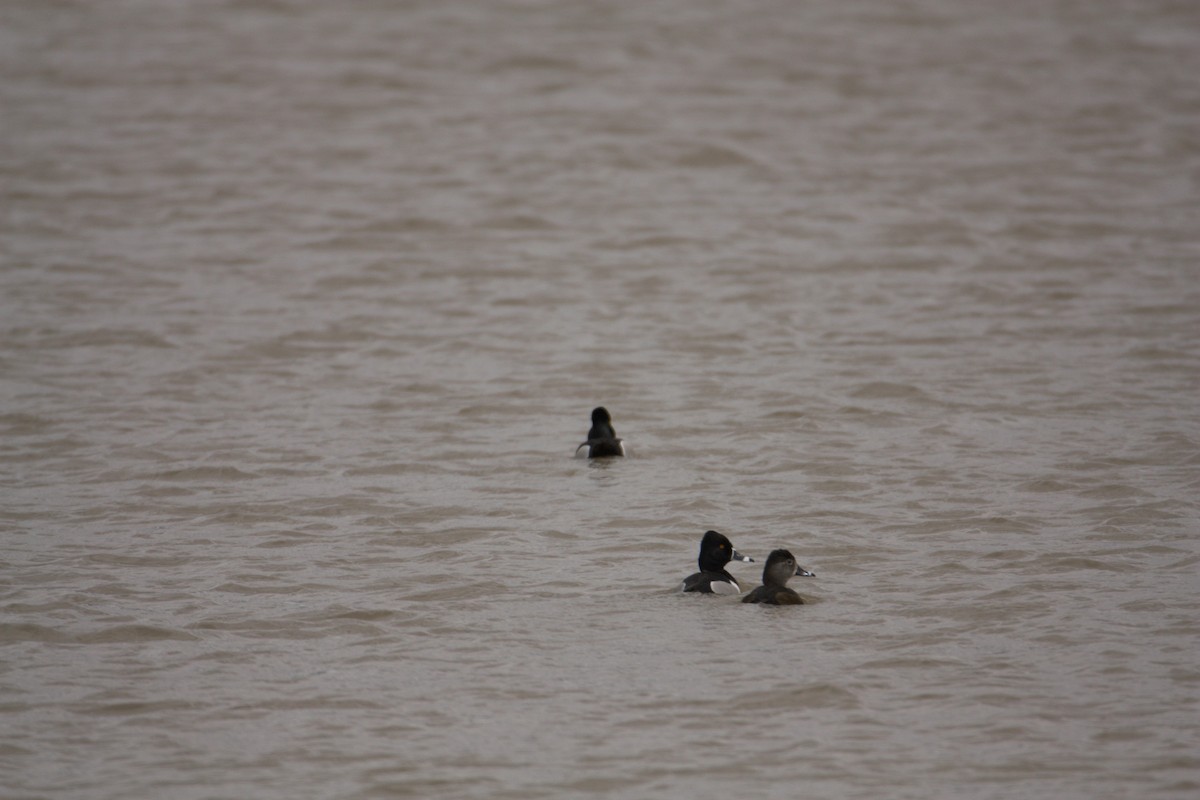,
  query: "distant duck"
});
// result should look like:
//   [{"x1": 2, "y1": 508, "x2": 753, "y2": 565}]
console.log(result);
[
  {"x1": 680, "y1": 530, "x2": 754, "y2": 595},
  {"x1": 741, "y1": 549, "x2": 815, "y2": 605},
  {"x1": 575, "y1": 406, "x2": 625, "y2": 458}
]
